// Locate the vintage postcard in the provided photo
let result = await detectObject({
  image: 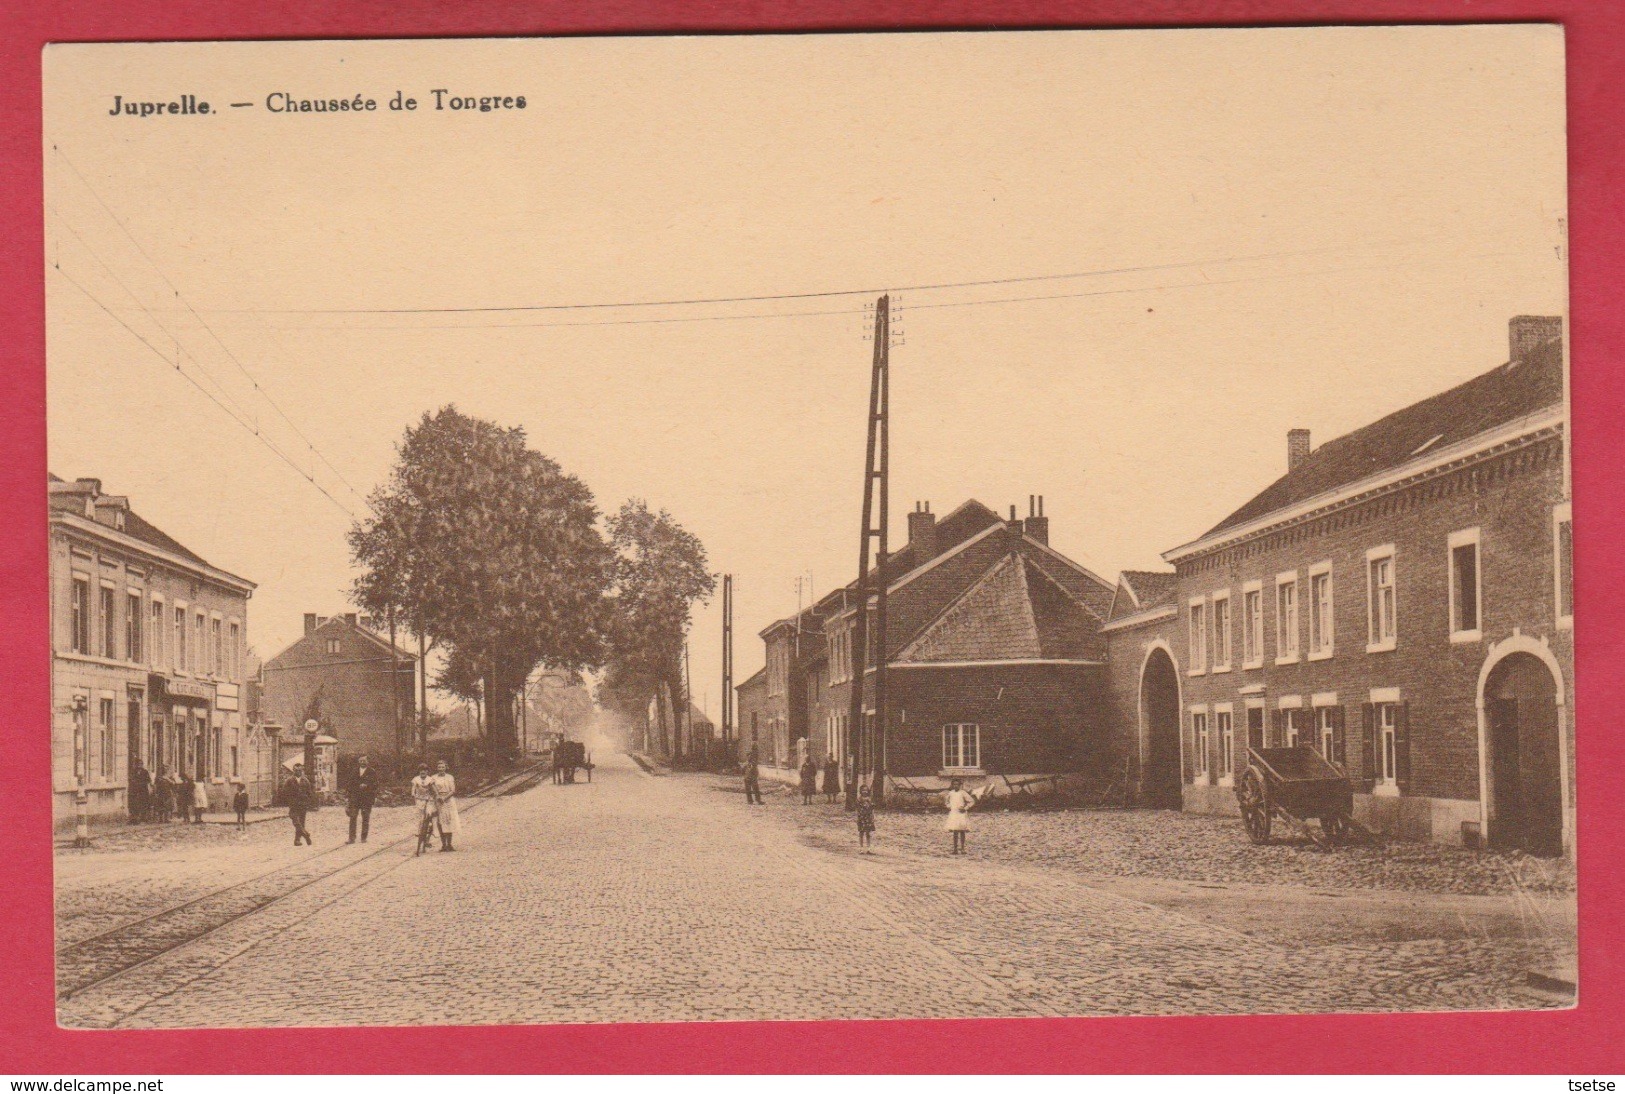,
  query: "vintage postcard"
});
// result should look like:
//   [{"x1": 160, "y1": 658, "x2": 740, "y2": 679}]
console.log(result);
[{"x1": 44, "y1": 27, "x2": 1573, "y2": 1029}]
